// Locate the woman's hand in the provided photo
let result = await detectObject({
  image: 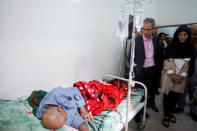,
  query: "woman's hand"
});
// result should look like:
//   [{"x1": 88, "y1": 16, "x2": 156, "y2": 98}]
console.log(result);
[
  {"x1": 80, "y1": 106, "x2": 93, "y2": 123},
  {"x1": 169, "y1": 73, "x2": 176, "y2": 81},
  {"x1": 174, "y1": 76, "x2": 184, "y2": 83},
  {"x1": 169, "y1": 74, "x2": 183, "y2": 83}
]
